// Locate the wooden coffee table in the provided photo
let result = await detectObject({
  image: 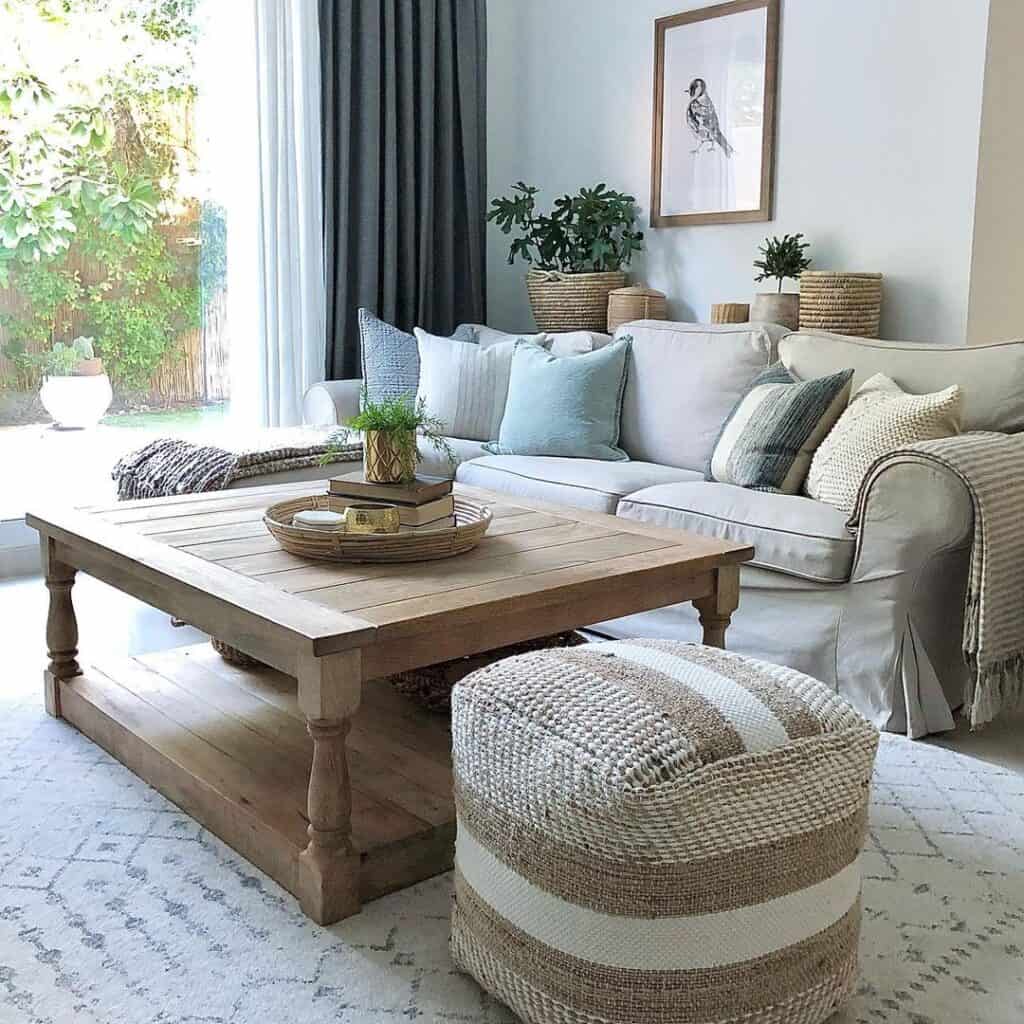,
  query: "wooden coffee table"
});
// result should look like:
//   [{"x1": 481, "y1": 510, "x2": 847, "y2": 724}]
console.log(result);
[{"x1": 27, "y1": 482, "x2": 752, "y2": 924}]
